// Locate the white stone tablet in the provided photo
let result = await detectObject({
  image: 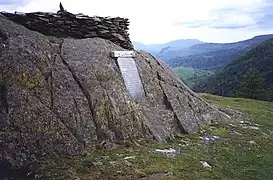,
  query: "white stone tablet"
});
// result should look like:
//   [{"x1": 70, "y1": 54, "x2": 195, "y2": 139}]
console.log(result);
[{"x1": 112, "y1": 51, "x2": 144, "y2": 99}]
